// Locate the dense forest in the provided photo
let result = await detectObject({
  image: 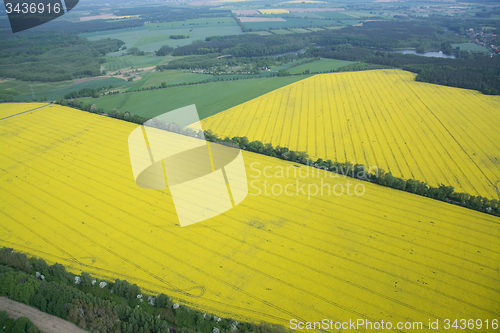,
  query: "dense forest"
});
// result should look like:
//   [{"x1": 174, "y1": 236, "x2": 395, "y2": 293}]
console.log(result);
[
  {"x1": 172, "y1": 20, "x2": 462, "y2": 57},
  {"x1": 164, "y1": 19, "x2": 499, "y2": 94},
  {"x1": 0, "y1": 248, "x2": 288, "y2": 333},
  {"x1": 0, "y1": 33, "x2": 123, "y2": 81},
  {"x1": 367, "y1": 53, "x2": 500, "y2": 94},
  {"x1": 0, "y1": 311, "x2": 43, "y2": 333}
]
